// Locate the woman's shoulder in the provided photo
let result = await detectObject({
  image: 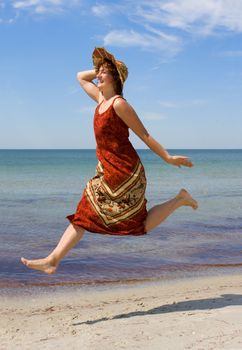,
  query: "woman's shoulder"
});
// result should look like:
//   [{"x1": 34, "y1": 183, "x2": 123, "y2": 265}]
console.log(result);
[
  {"x1": 113, "y1": 96, "x2": 136, "y2": 119},
  {"x1": 113, "y1": 95, "x2": 128, "y2": 108}
]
